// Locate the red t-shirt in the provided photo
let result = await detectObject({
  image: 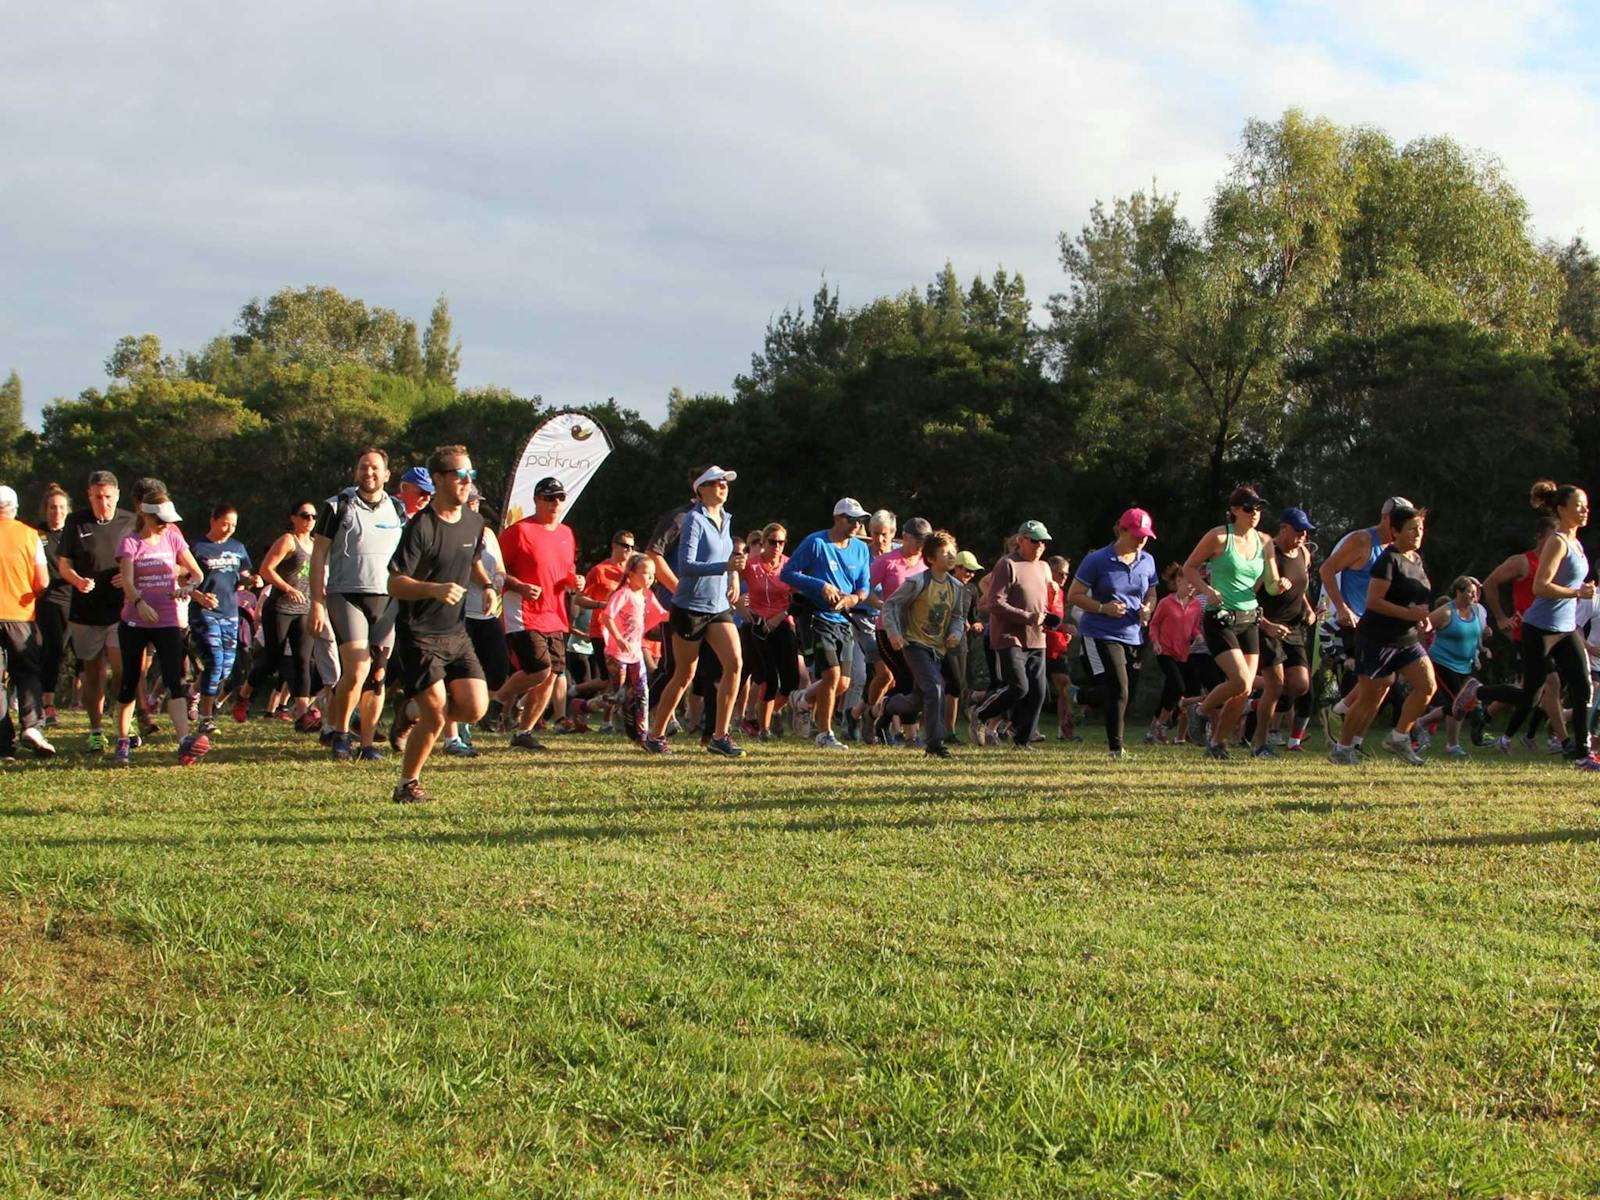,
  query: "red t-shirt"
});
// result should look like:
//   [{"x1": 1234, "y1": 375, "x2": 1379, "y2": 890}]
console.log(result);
[
  {"x1": 583, "y1": 559, "x2": 627, "y2": 607},
  {"x1": 499, "y1": 519, "x2": 578, "y2": 634}
]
